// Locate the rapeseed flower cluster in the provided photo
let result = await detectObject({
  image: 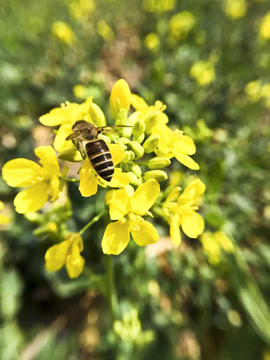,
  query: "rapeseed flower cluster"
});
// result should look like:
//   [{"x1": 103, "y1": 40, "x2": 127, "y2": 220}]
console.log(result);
[{"x1": 2, "y1": 79, "x2": 205, "y2": 278}]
